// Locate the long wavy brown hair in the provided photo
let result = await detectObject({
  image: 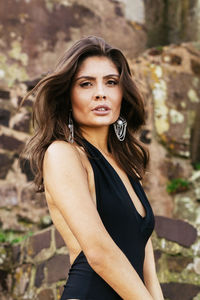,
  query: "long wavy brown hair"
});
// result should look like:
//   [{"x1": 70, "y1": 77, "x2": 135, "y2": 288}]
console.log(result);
[{"x1": 20, "y1": 35, "x2": 150, "y2": 192}]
